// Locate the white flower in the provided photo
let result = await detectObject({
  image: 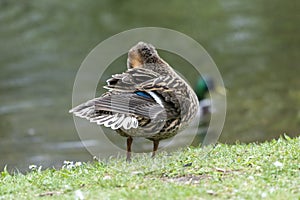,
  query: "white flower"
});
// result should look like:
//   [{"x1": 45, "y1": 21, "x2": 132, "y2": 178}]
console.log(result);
[
  {"x1": 103, "y1": 175, "x2": 112, "y2": 180},
  {"x1": 273, "y1": 161, "x2": 283, "y2": 168},
  {"x1": 75, "y1": 190, "x2": 84, "y2": 200},
  {"x1": 261, "y1": 192, "x2": 267, "y2": 198},
  {"x1": 29, "y1": 165, "x2": 37, "y2": 171},
  {"x1": 63, "y1": 160, "x2": 73, "y2": 165},
  {"x1": 29, "y1": 165, "x2": 42, "y2": 172},
  {"x1": 62, "y1": 161, "x2": 83, "y2": 169},
  {"x1": 269, "y1": 187, "x2": 276, "y2": 193},
  {"x1": 206, "y1": 190, "x2": 215, "y2": 195}
]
